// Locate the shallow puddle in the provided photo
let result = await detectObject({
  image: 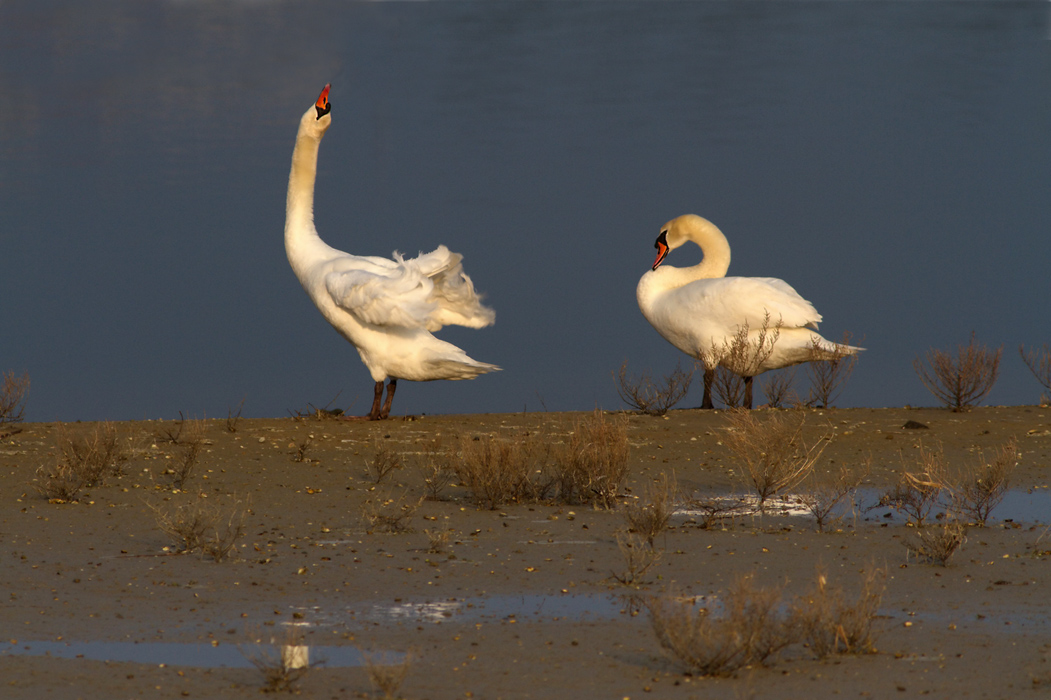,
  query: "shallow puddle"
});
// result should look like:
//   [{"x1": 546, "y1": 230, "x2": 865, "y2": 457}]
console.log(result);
[{"x1": 0, "y1": 639, "x2": 380, "y2": 668}]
